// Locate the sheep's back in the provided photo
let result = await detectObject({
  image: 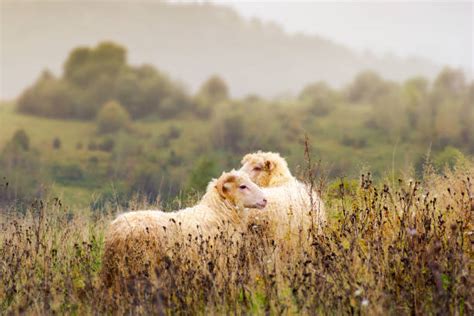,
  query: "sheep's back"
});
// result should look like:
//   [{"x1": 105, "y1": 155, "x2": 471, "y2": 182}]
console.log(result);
[{"x1": 246, "y1": 180, "x2": 325, "y2": 240}]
